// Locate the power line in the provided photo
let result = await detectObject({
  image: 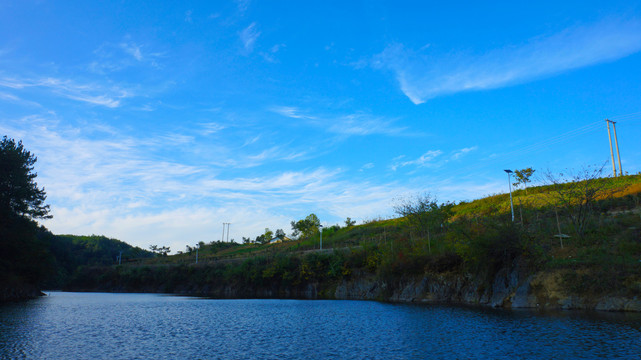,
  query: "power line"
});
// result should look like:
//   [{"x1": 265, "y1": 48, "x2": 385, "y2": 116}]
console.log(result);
[
  {"x1": 609, "y1": 111, "x2": 641, "y2": 121},
  {"x1": 413, "y1": 113, "x2": 636, "y2": 189},
  {"x1": 501, "y1": 121, "x2": 602, "y2": 159}
]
